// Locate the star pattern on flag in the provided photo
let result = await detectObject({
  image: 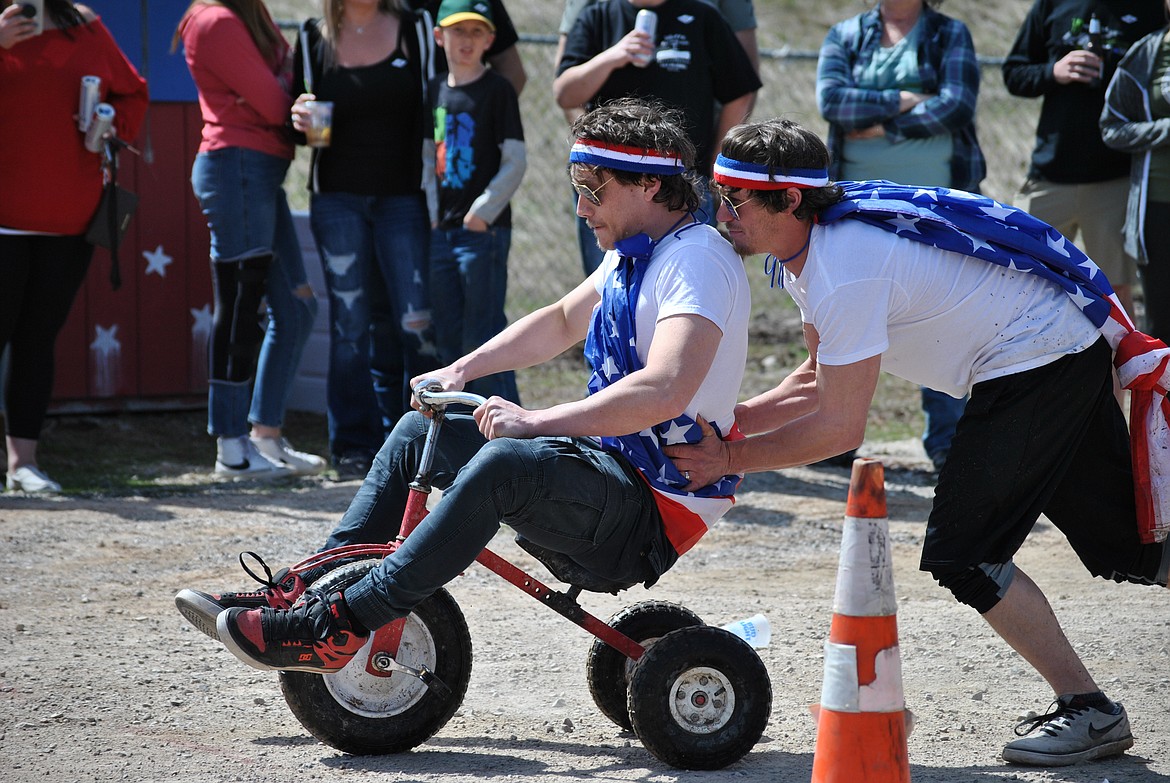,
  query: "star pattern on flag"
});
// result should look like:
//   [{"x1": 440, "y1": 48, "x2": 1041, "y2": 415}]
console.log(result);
[
  {"x1": 601, "y1": 355, "x2": 619, "y2": 379},
  {"x1": 886, "y1": 215, "x2": 921, "y2": 234},
  {"x1": 662, "y1": 419, "x2": 694, "y2": 445},
  {"x1": 143, "y1": 245, "x2": 172, "y2": 277},
  {"x1": 583, "y1": 255, "x2": 741, "y2": 500},
  {"x1": 822, "y1": 181, "x2": 1122, "y2": 331}
]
